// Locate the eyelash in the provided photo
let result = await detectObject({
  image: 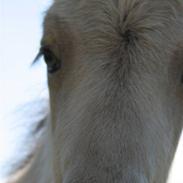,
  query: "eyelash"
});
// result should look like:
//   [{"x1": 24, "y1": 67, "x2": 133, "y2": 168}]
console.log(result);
[{"x1": 34, "y1": 46, "x2": 61, "y2": 74}]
